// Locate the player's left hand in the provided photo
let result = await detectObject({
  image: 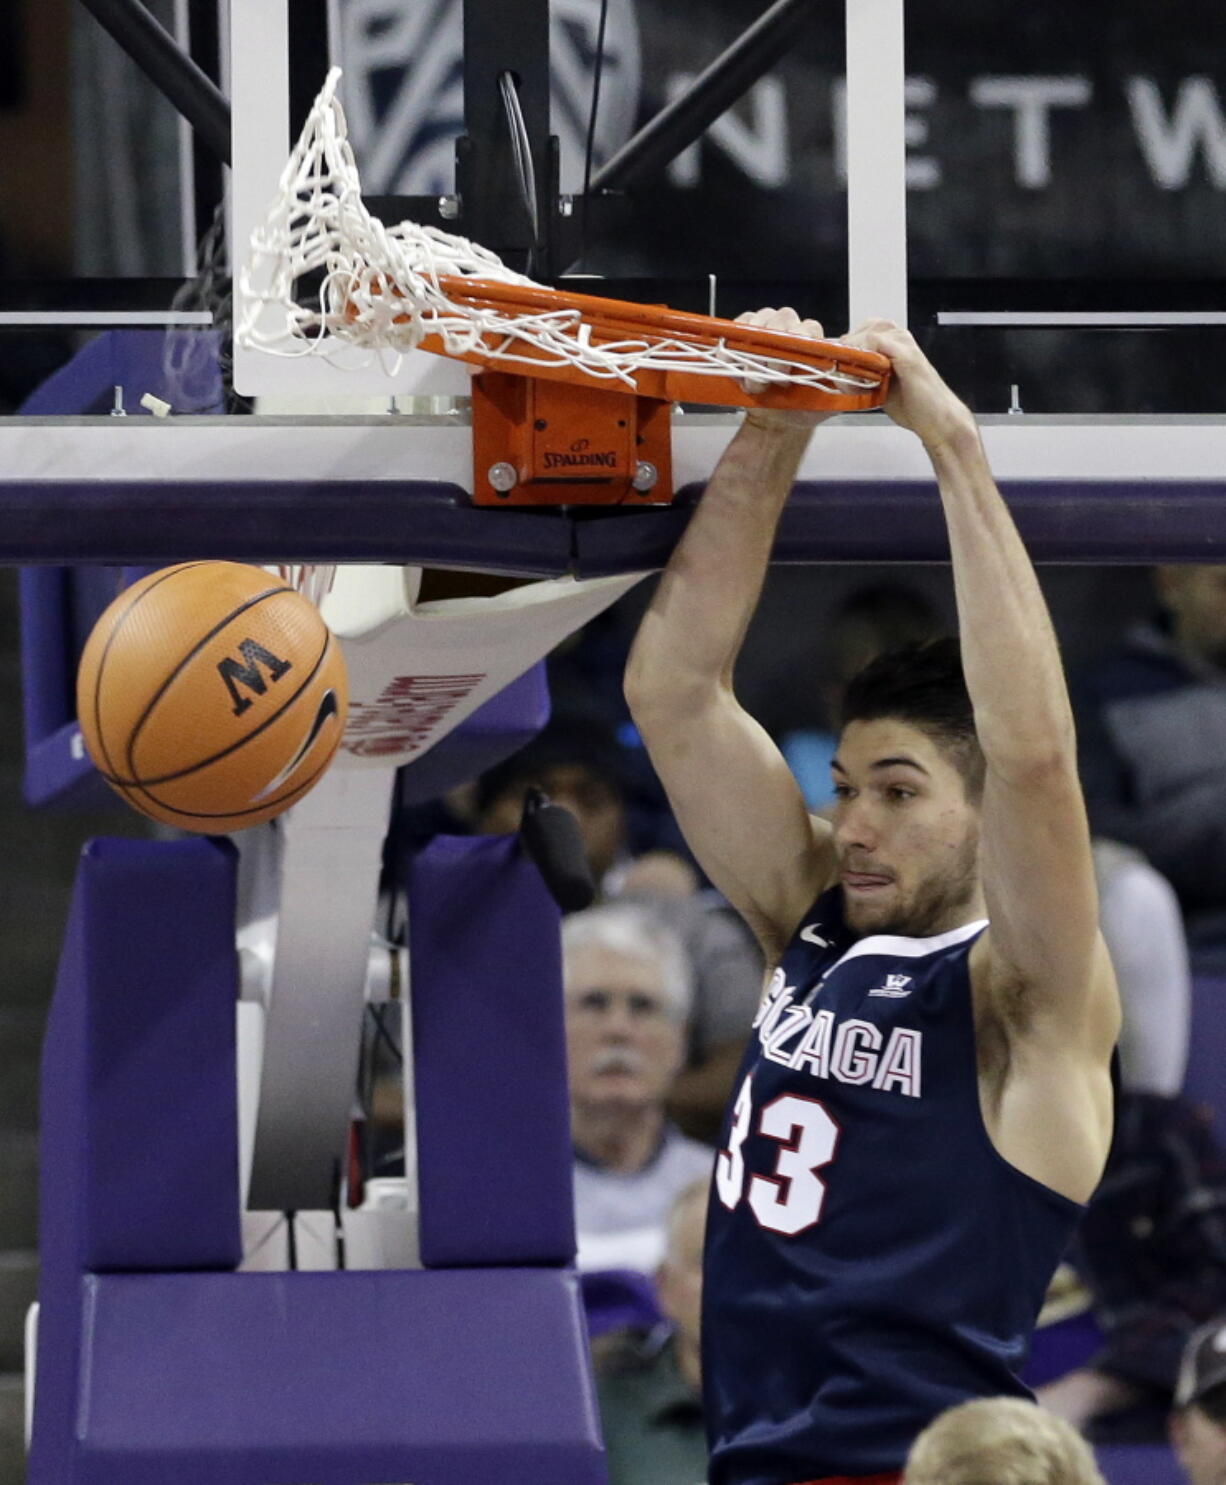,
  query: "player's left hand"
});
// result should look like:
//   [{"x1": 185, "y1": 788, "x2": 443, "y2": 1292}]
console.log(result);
[
  {"x1": 736, "y1": 307, "x2": 841, "y2": 432},
  {"x1": 842, "y1": 318, "x2": 976, "y2": 452}
]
